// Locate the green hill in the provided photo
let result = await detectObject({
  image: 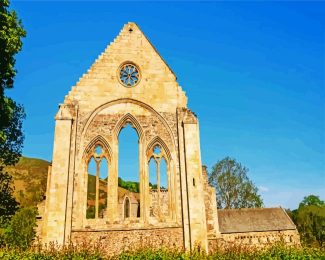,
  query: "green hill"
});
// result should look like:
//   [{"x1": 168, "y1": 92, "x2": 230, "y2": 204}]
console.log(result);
[
  {"x1": 4, "y1": 156, "x2": 50, "y2": 207},
  {"x1": 5, "y1": 157, "x2": 140, "y2": 208}
]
